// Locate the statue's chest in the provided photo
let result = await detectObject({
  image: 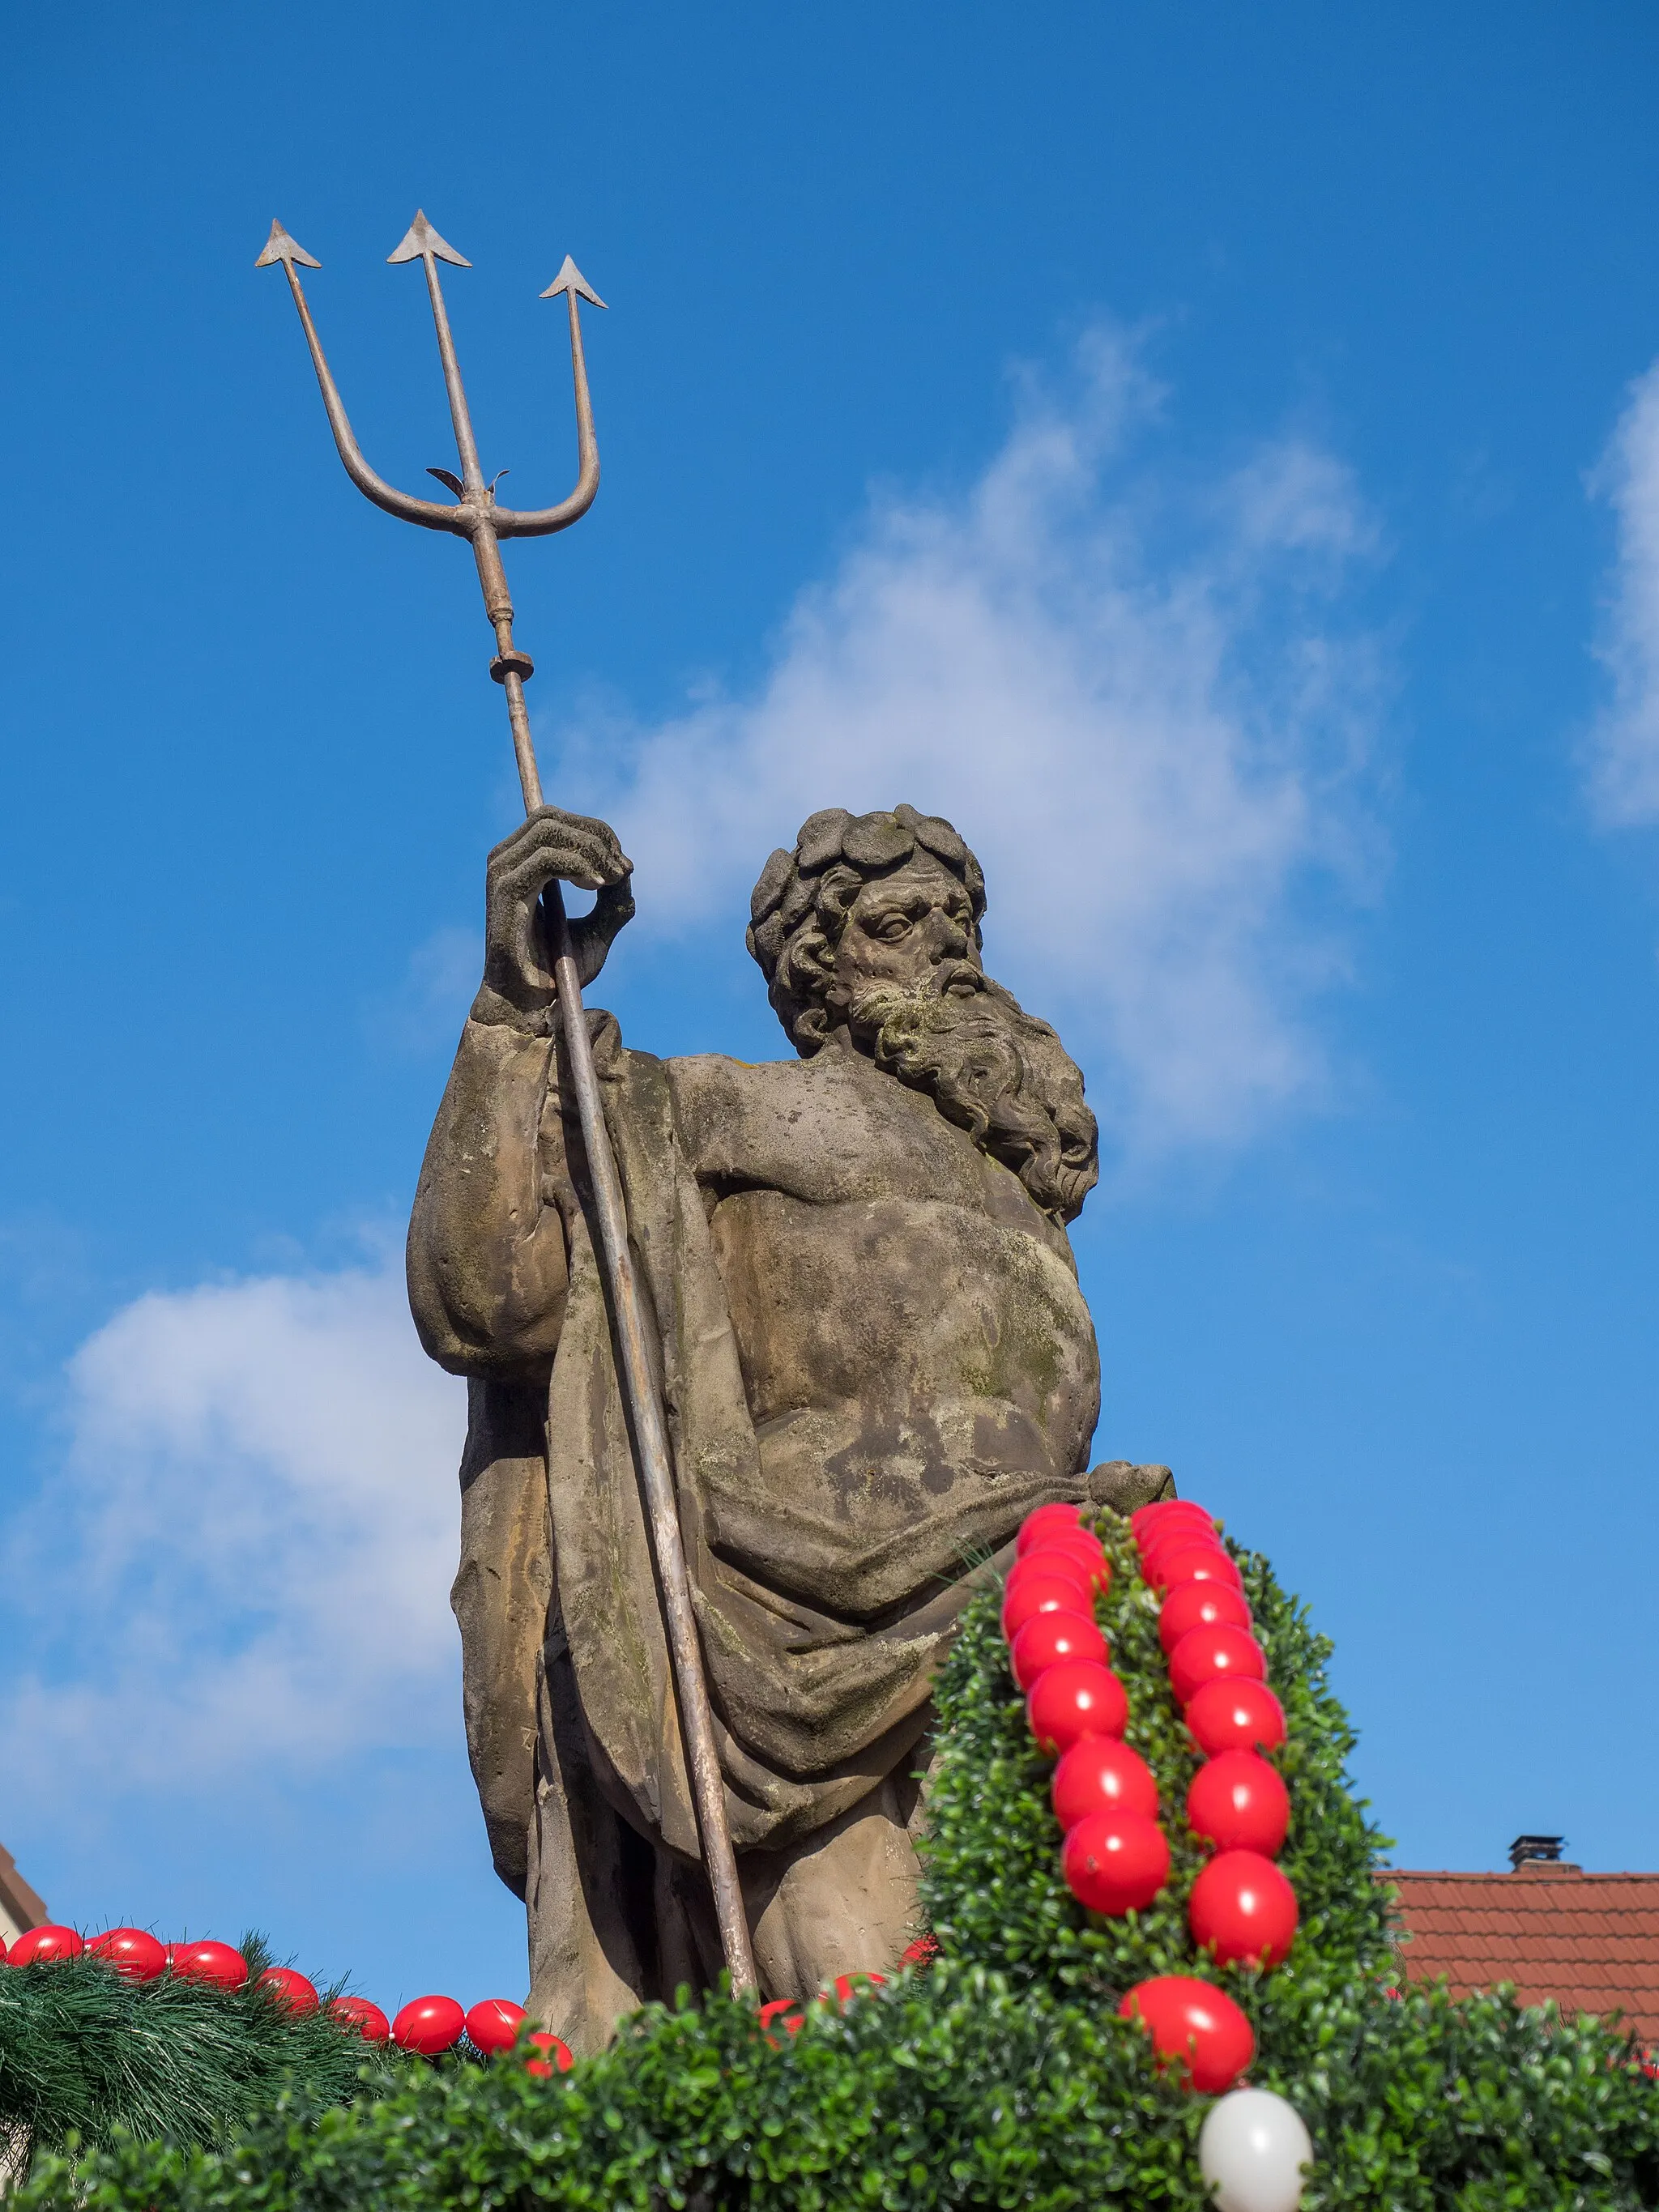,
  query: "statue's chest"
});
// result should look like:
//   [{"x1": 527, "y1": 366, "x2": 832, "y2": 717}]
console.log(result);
[
  {"x1": 666, "y1": 1048, "x2": 1068, "y2": 1246},
  {"x1": 665, "y1": 1051, "x2": 1097, "y2": 1455}
]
